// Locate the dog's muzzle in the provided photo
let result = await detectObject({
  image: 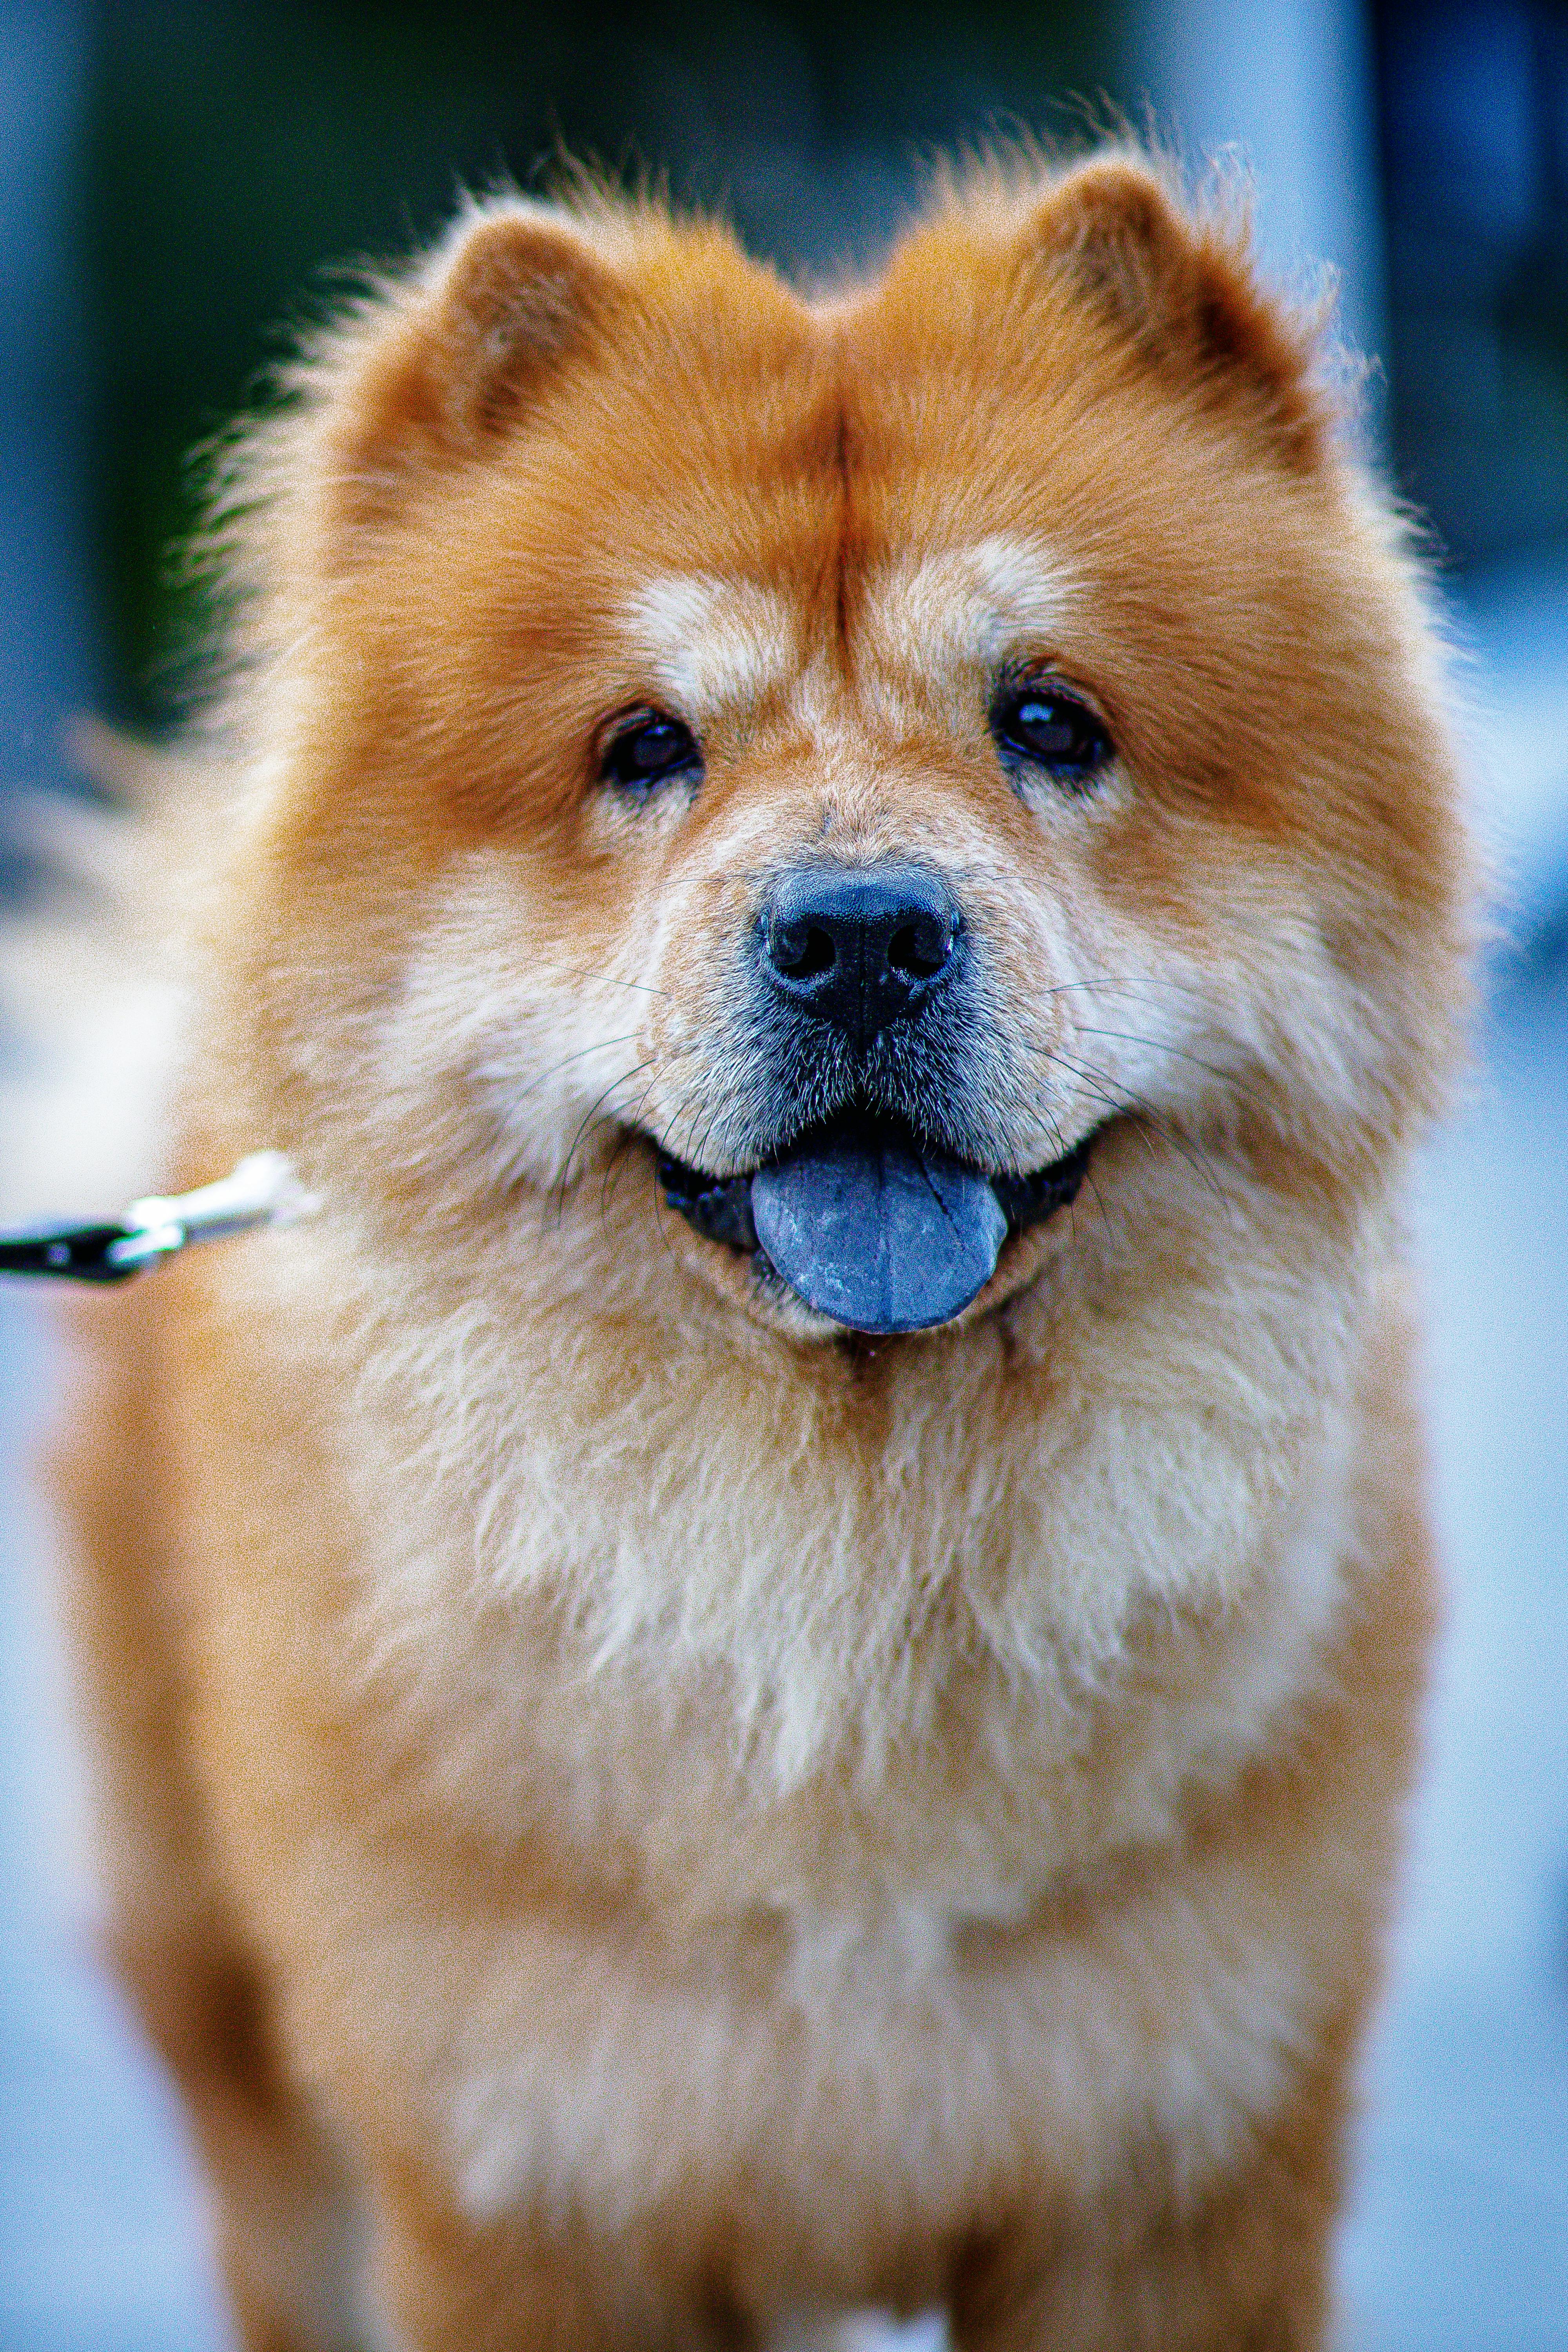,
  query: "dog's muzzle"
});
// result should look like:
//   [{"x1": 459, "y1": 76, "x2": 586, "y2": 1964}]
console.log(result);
[{"x1": 656, "y1": 859, "x2": 1100, "y2": 1333}]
